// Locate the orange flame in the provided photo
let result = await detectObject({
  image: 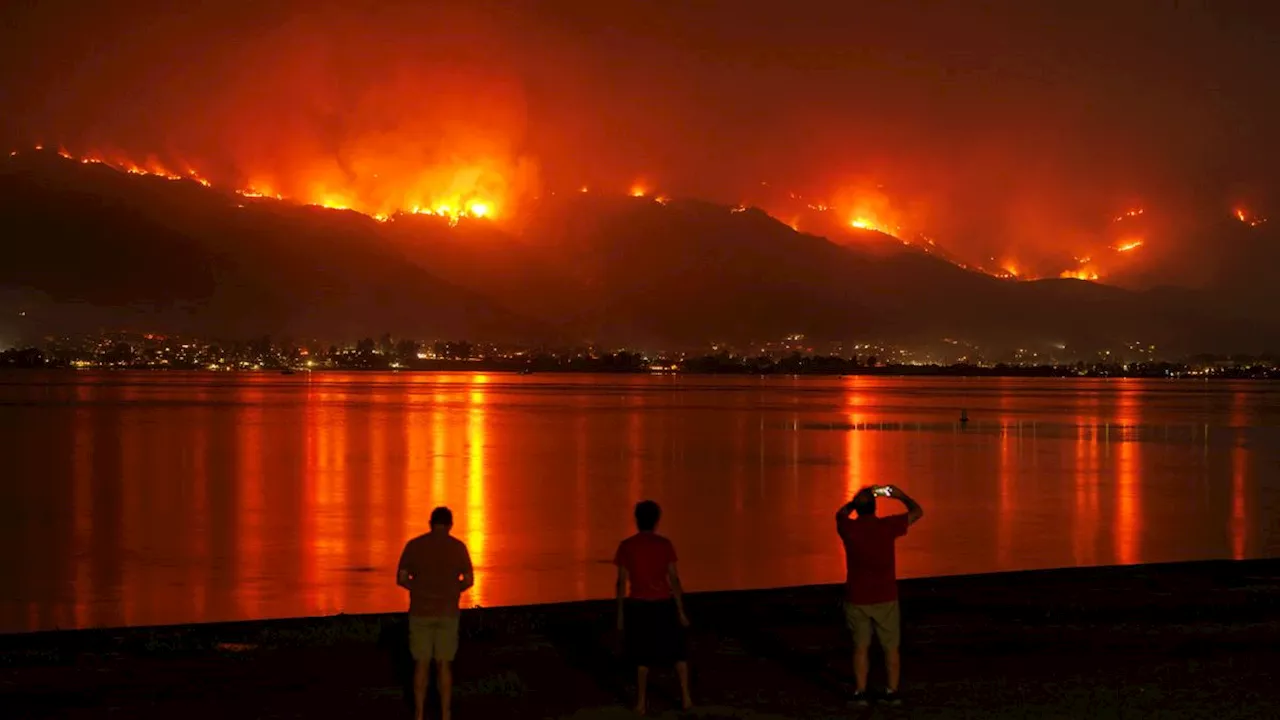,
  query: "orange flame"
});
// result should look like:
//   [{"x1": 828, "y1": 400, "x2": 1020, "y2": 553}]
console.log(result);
[
  {"x1": 1060, "y1": 268, "x2": 1101, "y2": 281},
  {"x1": 1234, "y1": 207, "x2": 1267, "y2": 227},
  {"x1": 42, "y1": 146, "x2": 507, "y2": 224},
  {"x1": 848, "y1": 217, "x2": 900, "y2": 236}
]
